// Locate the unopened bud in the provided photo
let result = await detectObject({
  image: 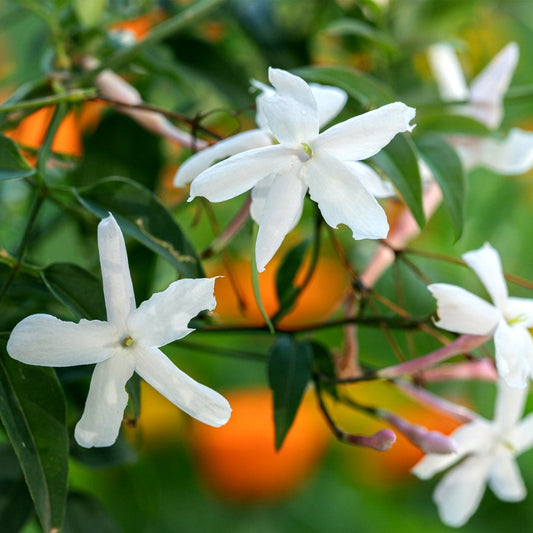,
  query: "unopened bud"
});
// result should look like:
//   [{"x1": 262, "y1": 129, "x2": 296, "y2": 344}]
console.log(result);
[{"x1": 347, "y1": 428, "x2": 396, "y2": 451}]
